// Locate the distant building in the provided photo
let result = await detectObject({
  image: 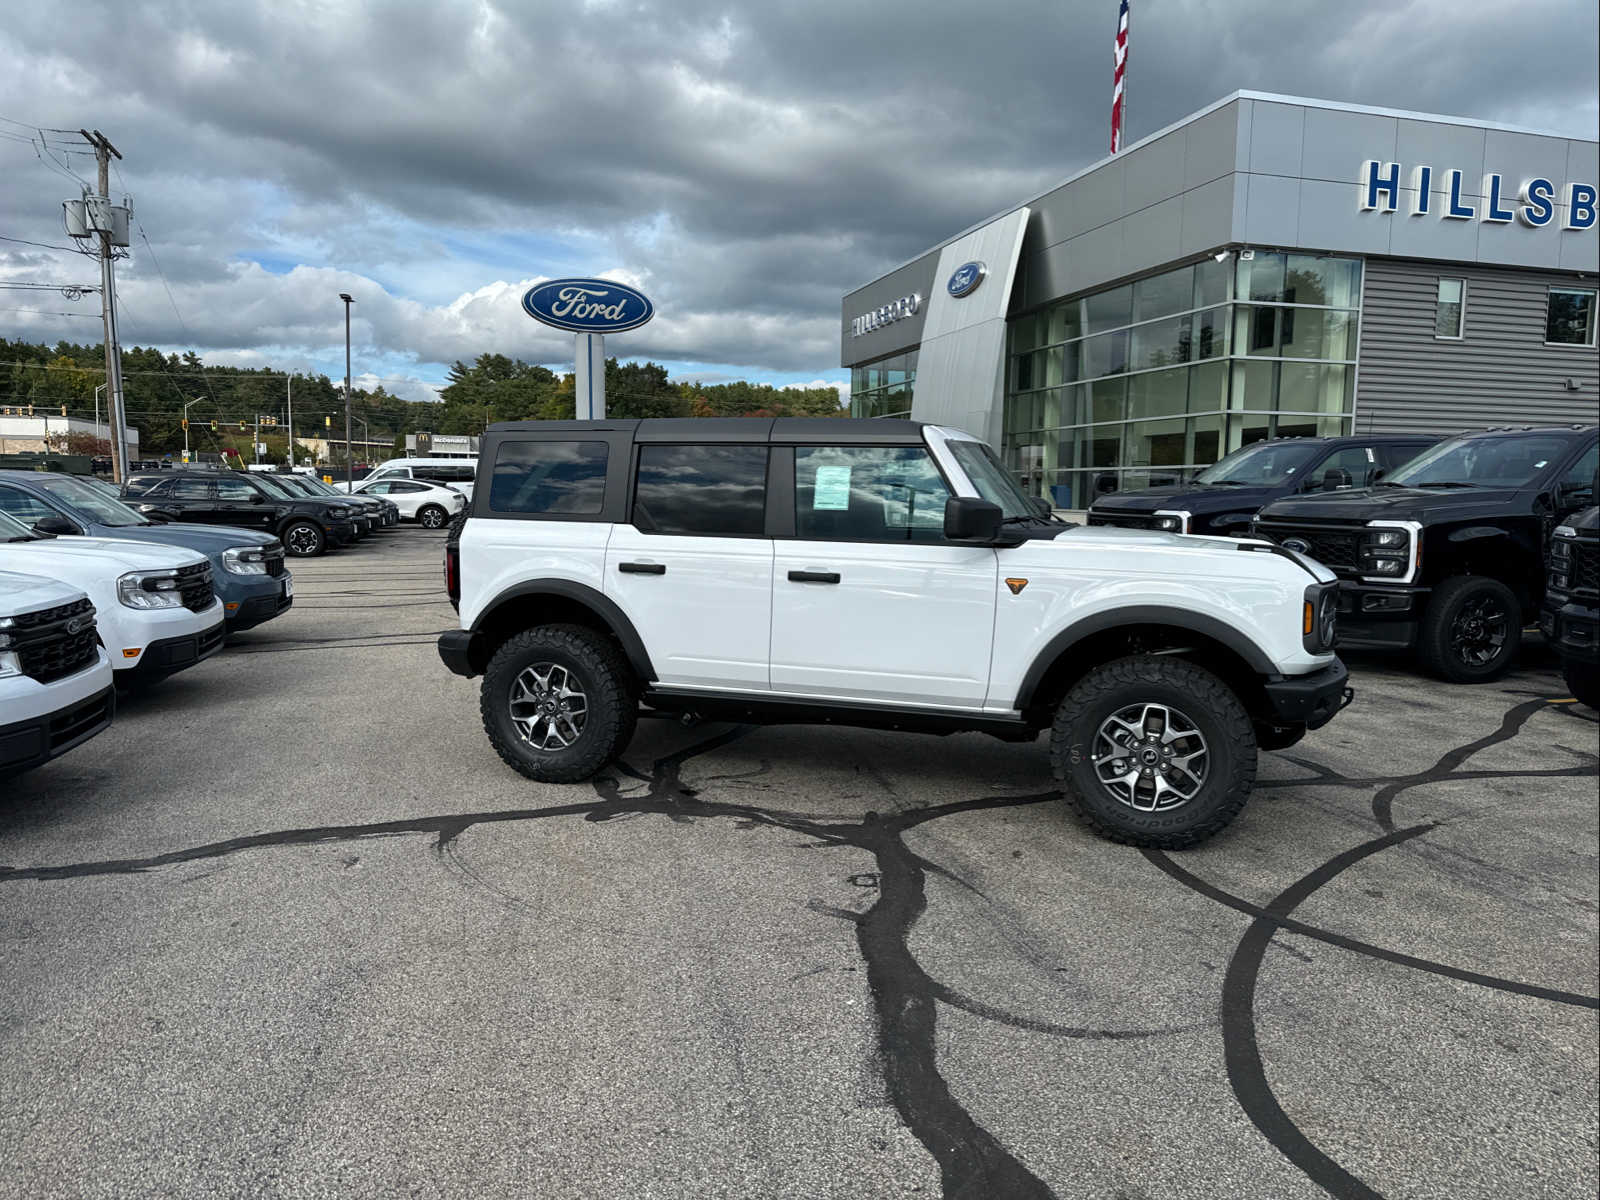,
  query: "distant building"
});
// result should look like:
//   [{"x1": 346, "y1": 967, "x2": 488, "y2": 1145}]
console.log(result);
[
  {"x1": 0, "y1": 414, "x2": 139, "y2": 457},
  {"x1": 407, "y1": 433, "x2": 479, "y2": 457}
]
